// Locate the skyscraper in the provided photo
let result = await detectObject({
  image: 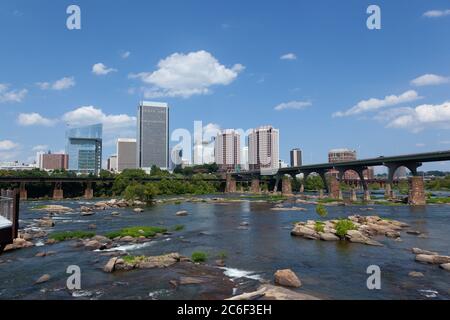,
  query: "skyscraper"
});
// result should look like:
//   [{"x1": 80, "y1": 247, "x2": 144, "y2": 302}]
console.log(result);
[
  {"x1": 117, "y1": 138, "x2": 137, "y2": 172},
  {"x1": 248, "y1": 126, "x2": 279, "y2": 171},
  {"x1": 290, "y1": 148, "x2": 302, "y2": 167},
  {"x1": 137, "y1": 101, "x2": 169, "y2": 171},
  {"x1": 215, "y1": 129, "x2": 241, "y2": 172},
  {"x1": 39, "y1": 151, "x2": 69, "y2": 171},
  {"x1": 66, "y1": 124, "x2": 102, "y2": 175},
  {"x1": 107, "y1": 155, "x2": 118, "y2": 172}
]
